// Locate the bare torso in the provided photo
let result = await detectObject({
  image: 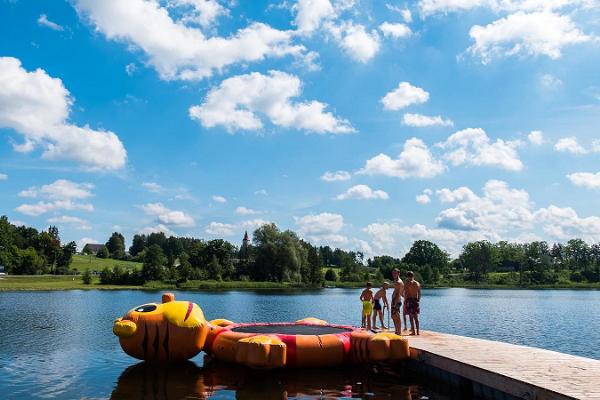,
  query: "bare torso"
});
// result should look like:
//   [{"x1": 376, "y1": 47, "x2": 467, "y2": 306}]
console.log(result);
[
  {"x1": 404, "y1": 280, "x2": 421, "y2": 299},
  {"x1": 392, "y1": 279, "x2": 404, "y2": 305}
]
